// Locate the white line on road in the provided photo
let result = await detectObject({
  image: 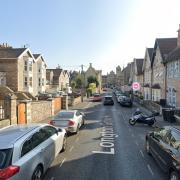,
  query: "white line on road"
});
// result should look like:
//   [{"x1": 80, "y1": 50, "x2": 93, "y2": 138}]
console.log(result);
[
  {"x1": 59, "y1": 158, "x2": 66, "y2": 168},
  {"x1": 50, "y1": 177, "x2": 55, "y2": 180},
  {"x1": 140, "y1": 150, "x2": 145, "y2": 158},
  {"x1": 75, "y1": 137, "x2": 79, "y2": 142},
  {"x1": 69, "y1": 146, "x2": 74, "y2": 152},
  {"x1": 135, "y1": 141, "x2": 139, "y2": 146},
  {"x1": 147, "y1": 164, "x2": 154, "y2": 176}
]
